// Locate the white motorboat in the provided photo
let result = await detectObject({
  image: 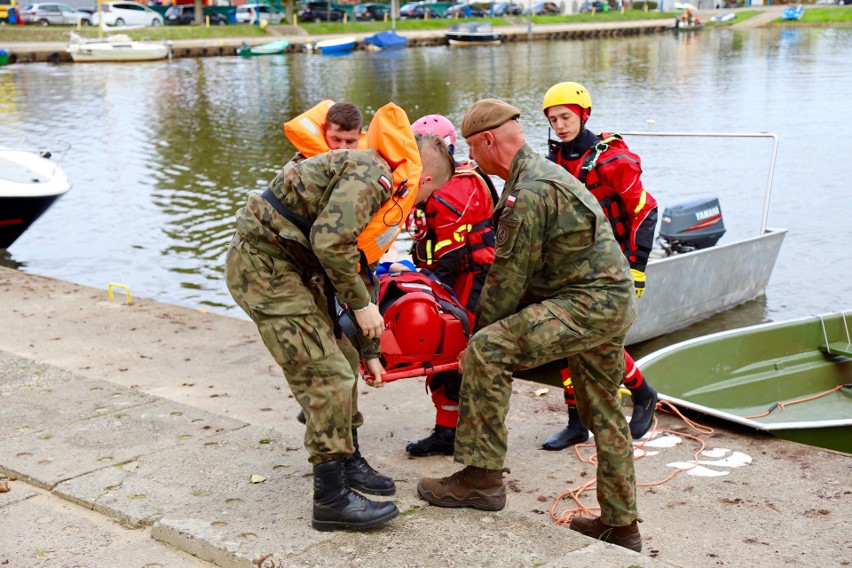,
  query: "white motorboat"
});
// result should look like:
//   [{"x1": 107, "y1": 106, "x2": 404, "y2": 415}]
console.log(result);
[
  {"x1": 66, "y1": 32, "x2": 170, "y2": 62},
  {"x1": 0, "y1": 143, "x2": 72, "y2": 249},
  {"x1": 447, "y1": 22, "x2": 501, "y2": 46}
]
